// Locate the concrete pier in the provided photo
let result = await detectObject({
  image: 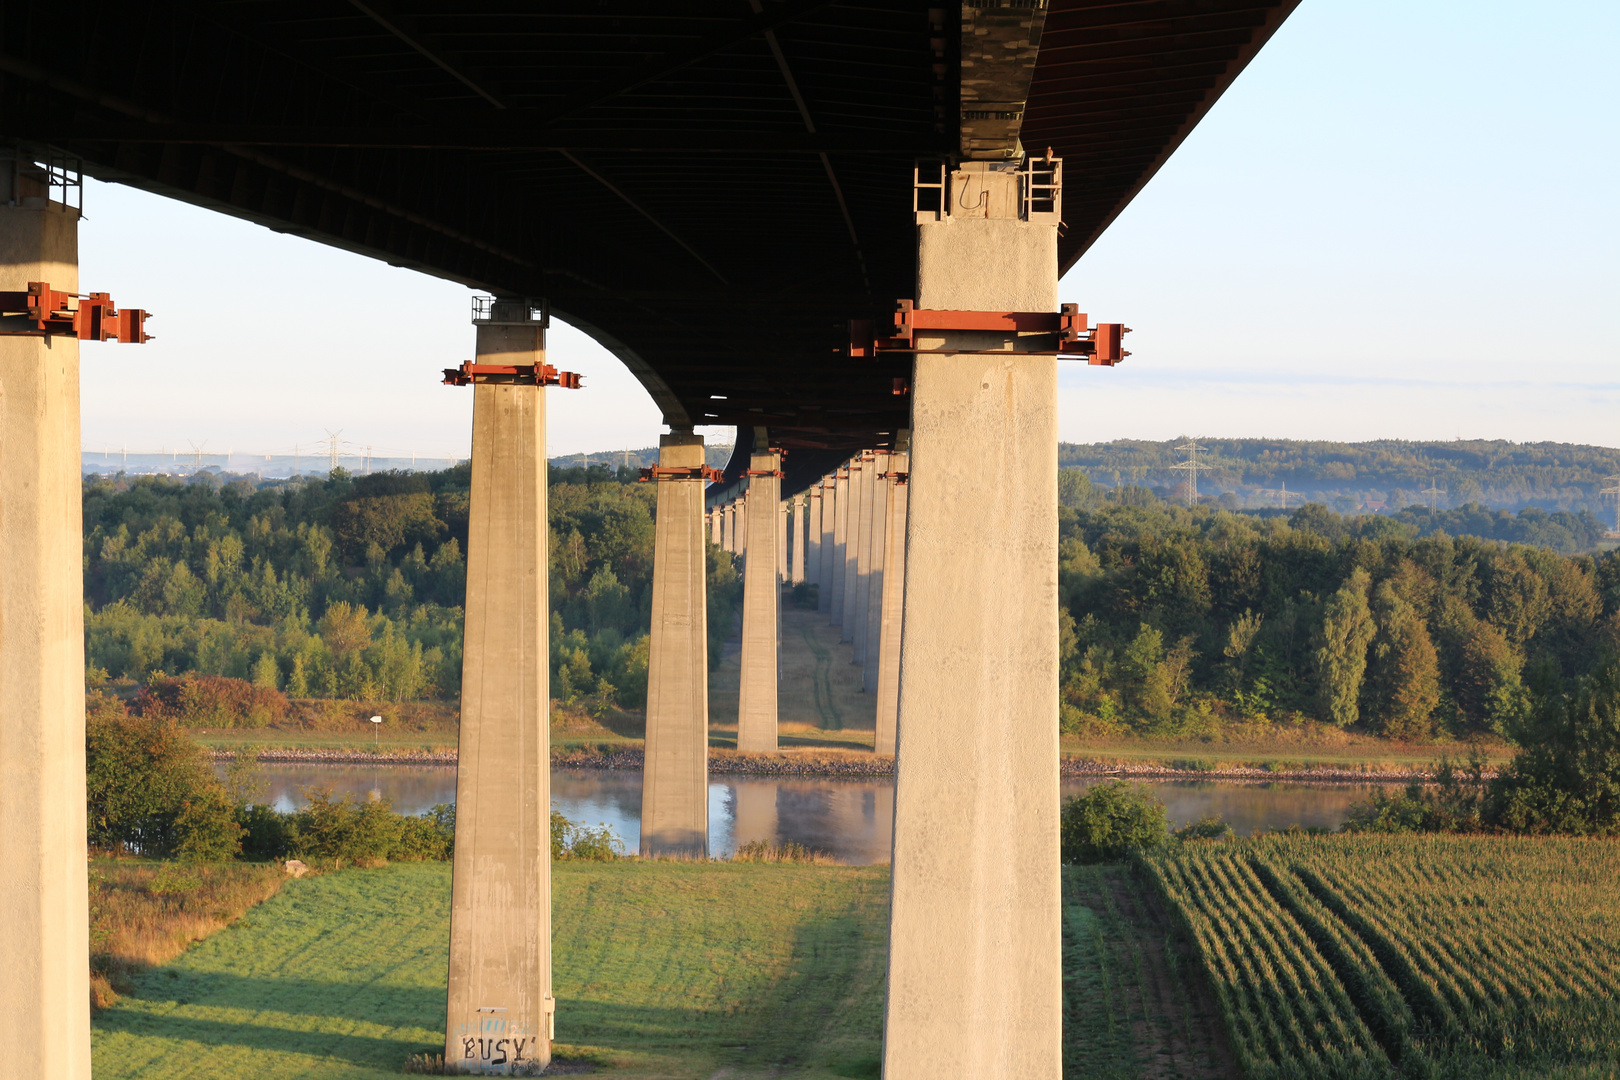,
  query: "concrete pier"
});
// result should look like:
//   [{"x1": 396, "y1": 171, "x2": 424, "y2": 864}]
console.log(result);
[
  {"x1": 735, "y1": 446, "x2": 781, "y2": 751},
  {"x1": 790, "y1": 494, "x2": 807, "y2": 584},
  {"x1": 710, "y1": 508, "x2": 722, "y2": 547},
  {"x1": 445, "y1": 307, "x2": 554, "y2": 1073},
  {"x1": 817, "y1": 478, "x2": 836, "y2": 611},
  {"x1": 874, "y1": 445, "x2": 908, "y2": 755},
  {"x1": 777, "y1": 499, "x2": 788, "y2": 583},
  {"x1": 862, "y1": 451, "x2": 890, "y2": 692},
  {"x1": 840, "y1": 460, "x2": 862, "y2": 643},
  {"x1": 0, "y1": 166, "x2": 91, "y2": 1080},
  {"x1": 640, "y1": 431, "x2": 710, "y2": 857},
  {"x1": 806, "y1": 487, "x2": 823, "y2": 587},
  {"x1": 851, "y1": 452, "x2": 878, "y2": 667},
  {"x1": 829, "y1": 467, "x2": 850, "y2": 624},
  {"x1": 882, "y1": 161, "x2": 1063, "y2": 1079}
]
